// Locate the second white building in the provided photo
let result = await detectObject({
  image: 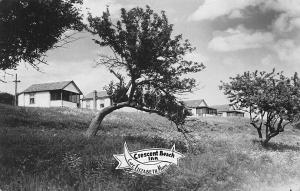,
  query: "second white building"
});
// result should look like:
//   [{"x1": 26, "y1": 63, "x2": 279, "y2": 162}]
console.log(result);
[{"x1": 81, "y1": 90, "x2": 112, "y2": 110}]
